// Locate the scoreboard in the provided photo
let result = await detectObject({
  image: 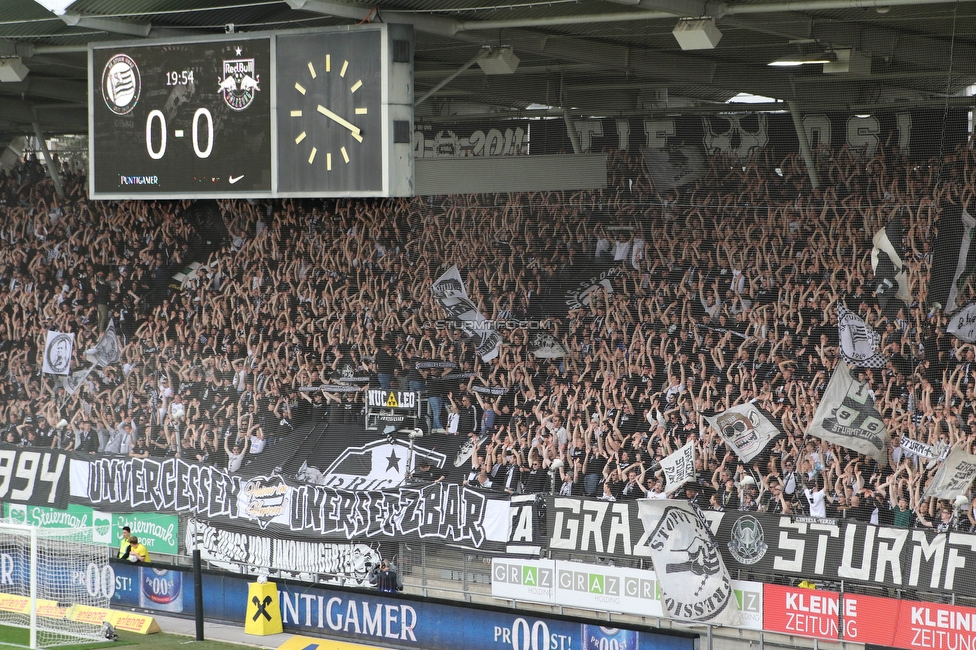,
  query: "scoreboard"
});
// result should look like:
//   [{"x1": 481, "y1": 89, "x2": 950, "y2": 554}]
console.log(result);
[{"x1": 88, "y1": 25, "x2": 414, "y2": 199}]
